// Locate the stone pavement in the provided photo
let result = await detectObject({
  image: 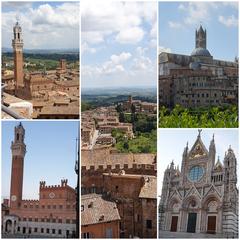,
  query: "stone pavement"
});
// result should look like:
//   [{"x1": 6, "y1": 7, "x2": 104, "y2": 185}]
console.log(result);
[{"x1": 158, "y1": 230, "x2": 237, "y2": 239}]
